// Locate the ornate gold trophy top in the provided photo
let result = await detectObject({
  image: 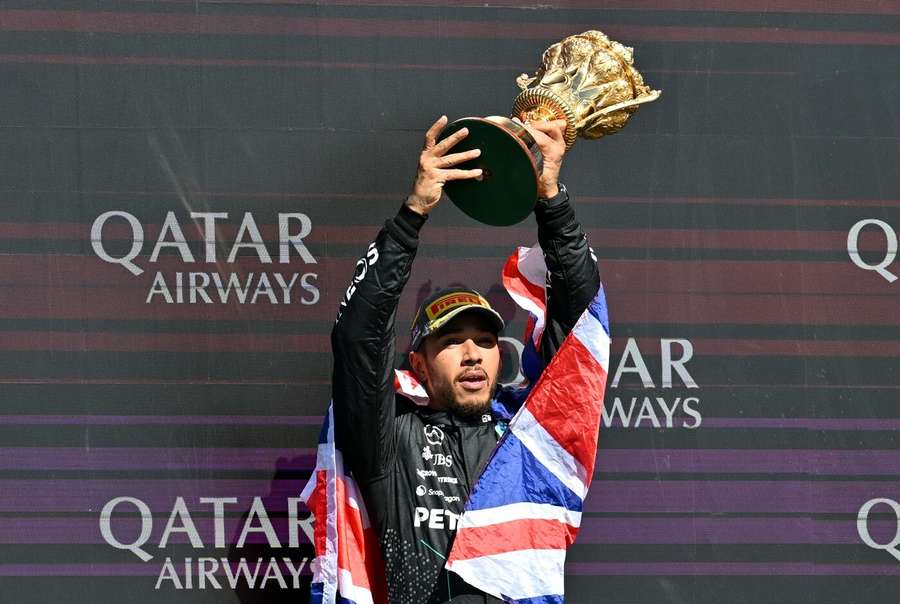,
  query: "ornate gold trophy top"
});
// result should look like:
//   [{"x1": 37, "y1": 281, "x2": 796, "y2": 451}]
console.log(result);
[
  {"x1": 439, "y1": 30, "x2": 661, "y2": 225},
  {"x1": 514, "y1": 30, "x2": 661, "y2": 148}
]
